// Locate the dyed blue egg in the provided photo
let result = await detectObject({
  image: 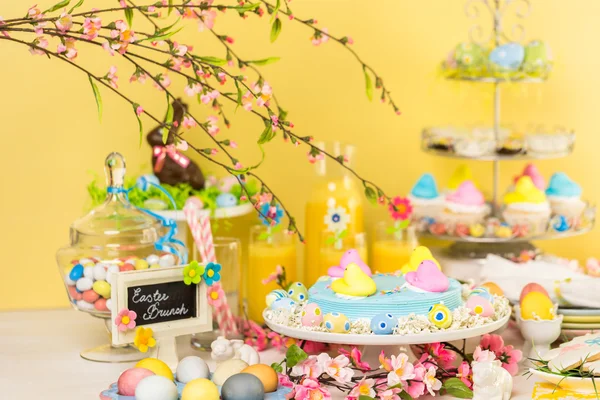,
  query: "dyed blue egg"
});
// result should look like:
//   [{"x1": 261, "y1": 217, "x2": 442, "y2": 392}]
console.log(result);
[
  {"x1": 216, "y1": 193, "x2": 238, "y2": 208},
  {"x1": 265, "y1": 289, "x2": 288, "y2": 307},
  {"x1": 370, "y1": 313, "x2": 397, "y2": 335},
  {"x1": 552, "y1": 215, "x2": 569, "y2": 232},
  {"x1": 69, "y1": 264, "x2": 84, "y2": 281},
  {"x1": 489, "y1": 43, "x2": 525, "y2": 70},
  {"x1": 270, "y1": 298, "x2": 295, "y2": 311},
  {"x1": 469, "y1": 287, "x2": 494, "y2": 303}
]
